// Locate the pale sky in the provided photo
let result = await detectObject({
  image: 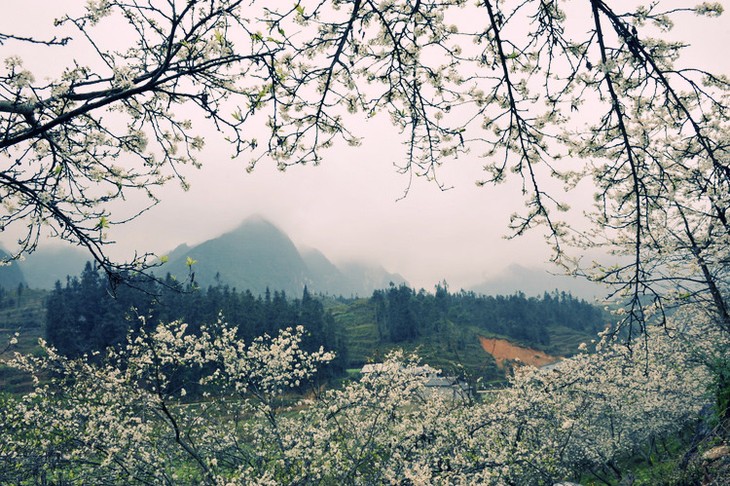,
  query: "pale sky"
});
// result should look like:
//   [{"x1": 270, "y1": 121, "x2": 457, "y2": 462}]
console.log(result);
[{"x1": 1, "y1": 1, "x2": 728, "y2": 292}]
